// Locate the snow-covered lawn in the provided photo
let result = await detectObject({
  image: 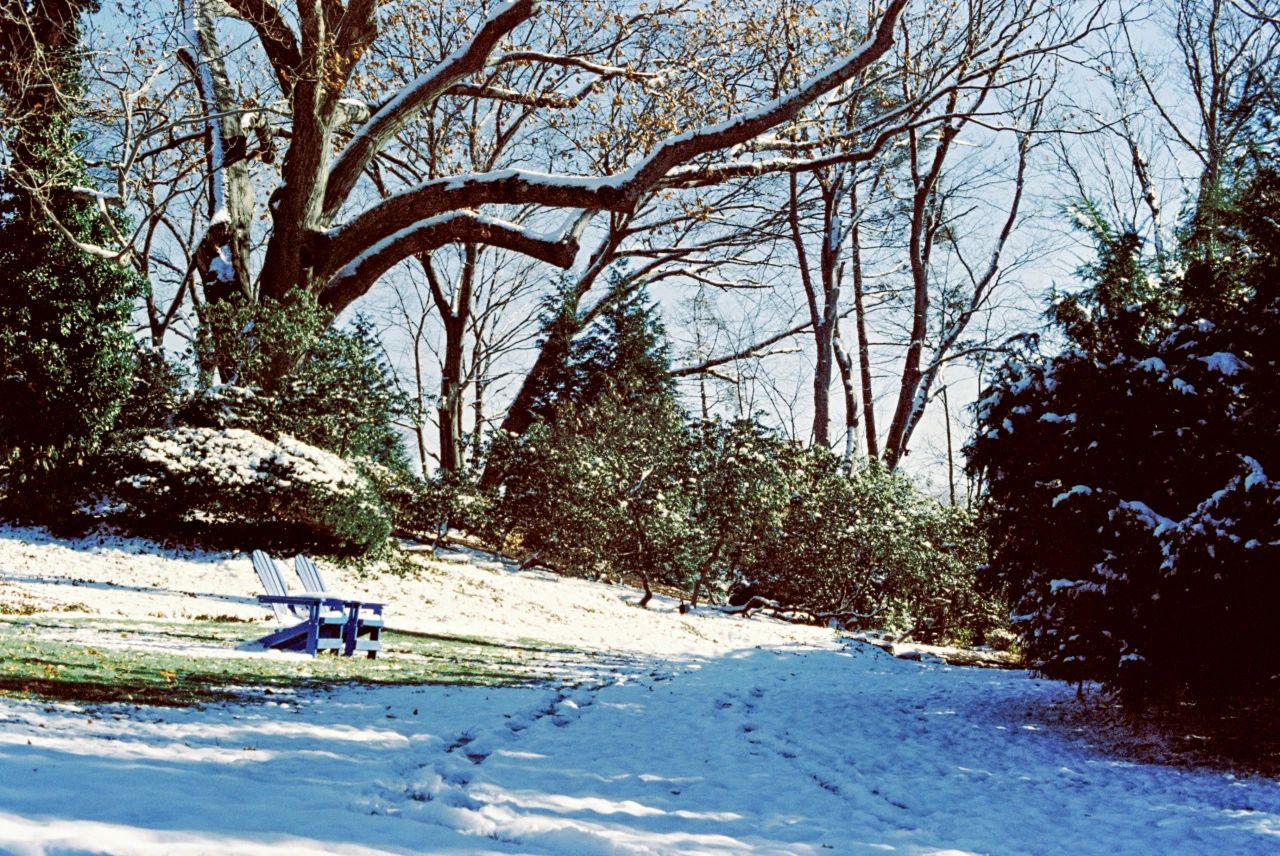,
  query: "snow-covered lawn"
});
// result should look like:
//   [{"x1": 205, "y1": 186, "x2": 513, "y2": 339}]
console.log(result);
[{"x1": 1, "y1": 526, "x2": 1278, "y2": 855}]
